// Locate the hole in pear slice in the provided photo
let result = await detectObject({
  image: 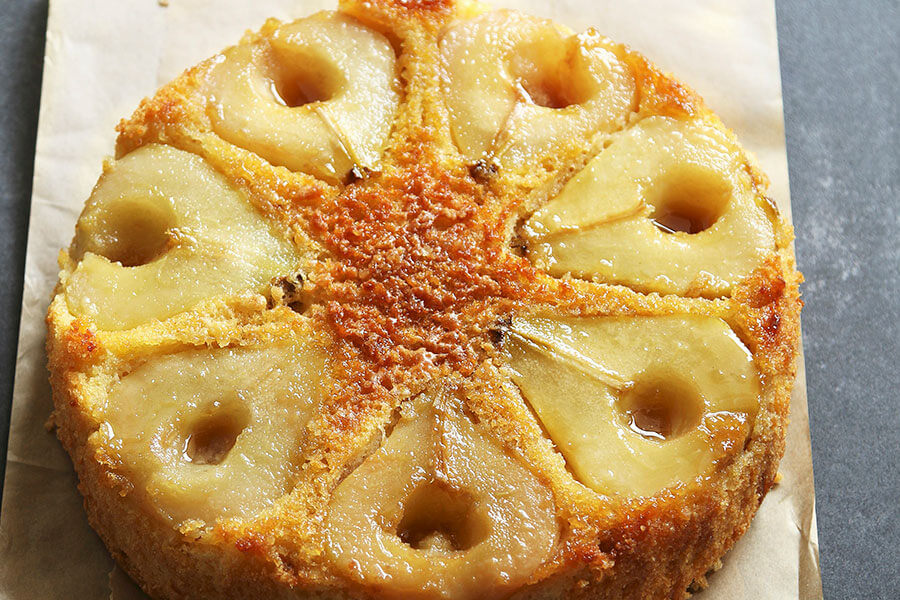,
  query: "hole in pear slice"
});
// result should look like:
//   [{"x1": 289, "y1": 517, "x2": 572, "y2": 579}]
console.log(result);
[
  {"x1": 516, "y1": 71, "x2": 574, "y2": 109},
  {"x1": 648, "y1": 165, "x2": 732, "y2": 234},
  {"x1": 266, "y1": 45, "x2": 342, "y2": 107},
  {"x1": 511, "y1": 36, "x2": 594, "y2": 109},
  {"x1": 396, "y1": 481, "x2": 489, "y2": 552},
  {"x1": 183, "y1": 402, "x2": 251, "y2": 465},
  {"x1": 93, "y1": 198, "x2": 176, "y2": 267},
  {"x1": 617, "y1": 374, "x2": 704, "y2": 441}
]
